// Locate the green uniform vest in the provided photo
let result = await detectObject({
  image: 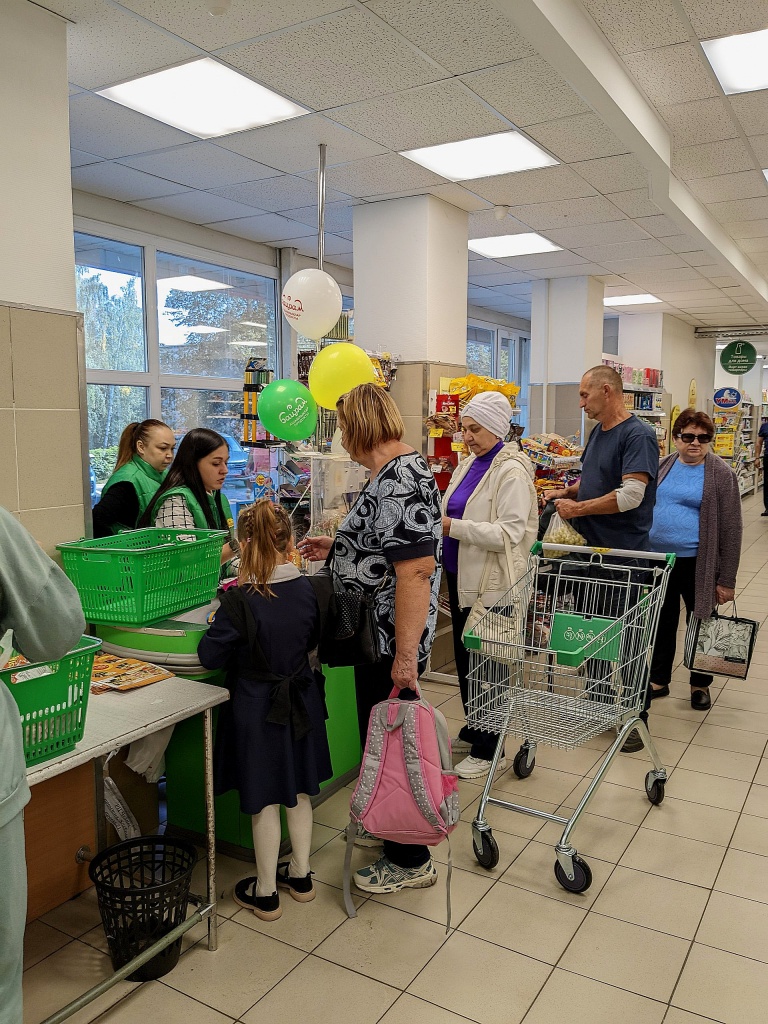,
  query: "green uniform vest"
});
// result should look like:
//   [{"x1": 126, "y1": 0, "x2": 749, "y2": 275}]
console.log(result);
[
  {"x1": 101, "y1": 455, "x2": 165, "y2": 532},
  {"x1": 152, "y1": 485, "x2": 233, "y2": 534}
]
